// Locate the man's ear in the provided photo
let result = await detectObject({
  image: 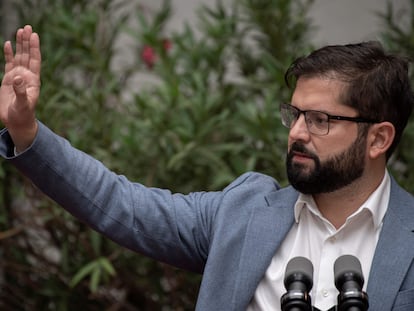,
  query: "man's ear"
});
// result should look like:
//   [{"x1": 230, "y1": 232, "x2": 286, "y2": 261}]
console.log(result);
[{"x1": 368, "y1": 122, "x2": 395, "y2": 159}]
